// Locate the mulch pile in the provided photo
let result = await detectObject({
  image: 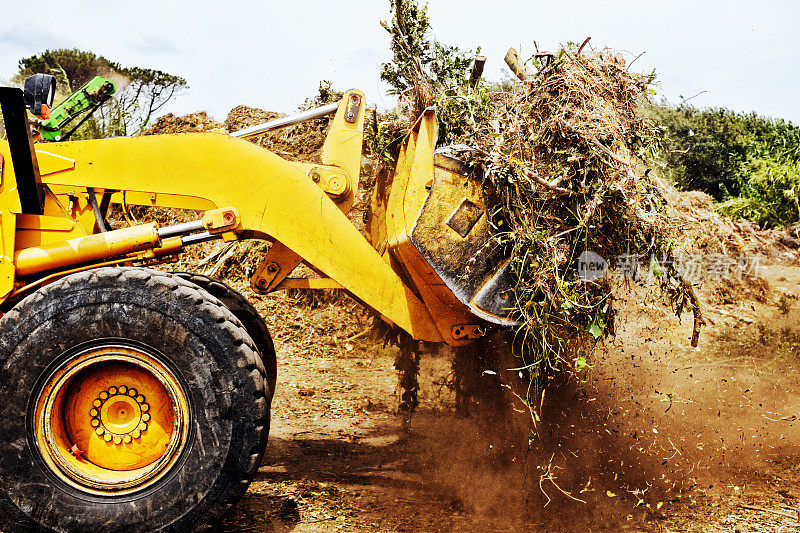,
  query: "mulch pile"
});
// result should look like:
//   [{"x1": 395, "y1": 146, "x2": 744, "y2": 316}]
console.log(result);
[
  {"x1": 144, "y1": 112, "x2": 224, "y2": 135},
  {"x1": 225, "y1": 105, "x2": 329, "y2": 163},
  {"x1": 144, "y1": 106, "x2": 329, "y2": 164}
]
